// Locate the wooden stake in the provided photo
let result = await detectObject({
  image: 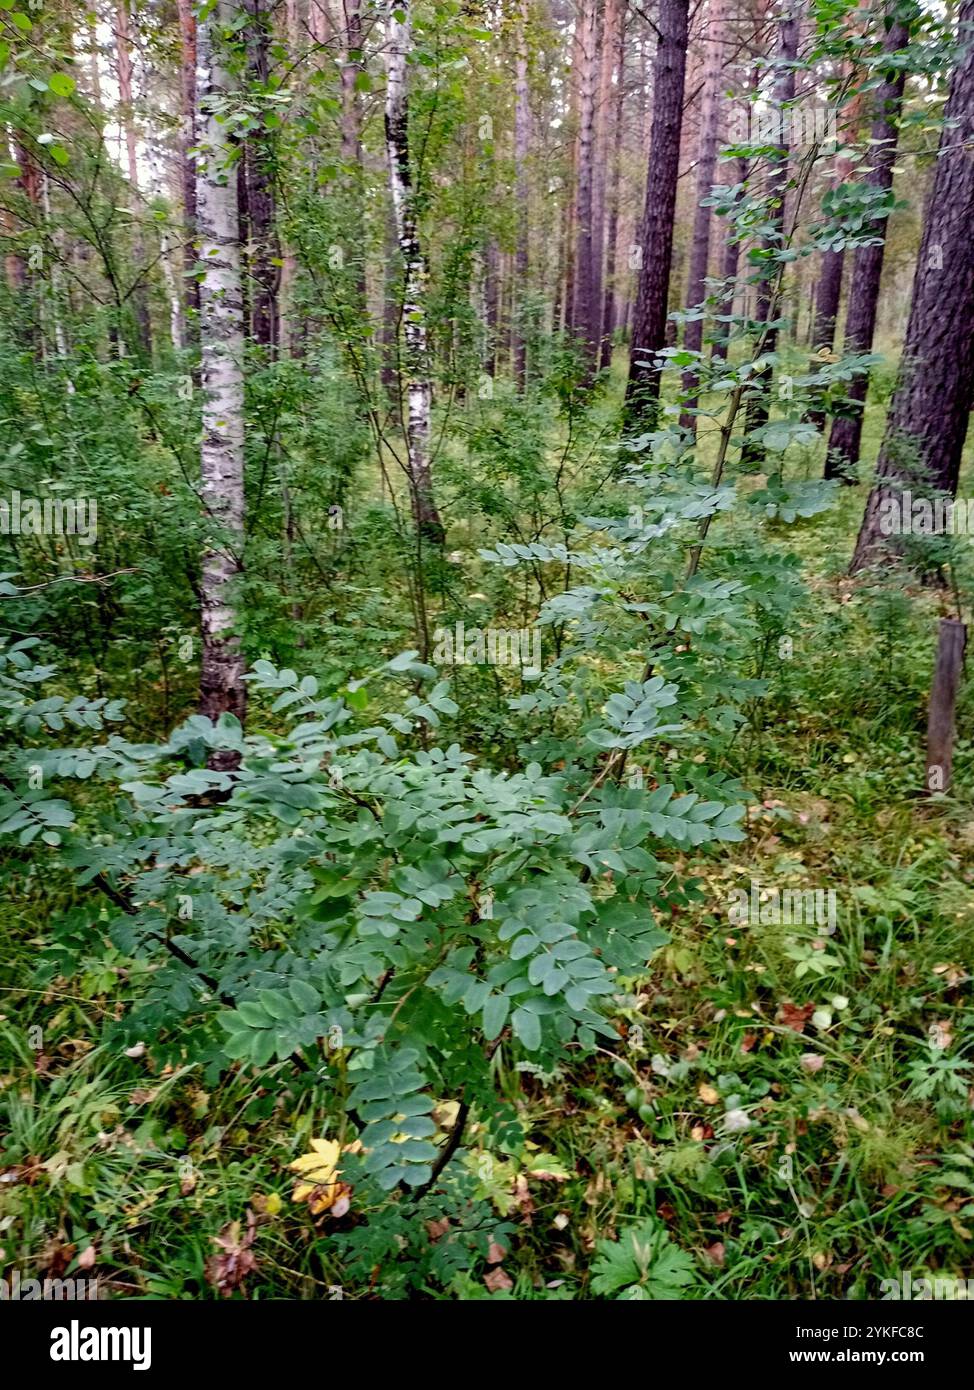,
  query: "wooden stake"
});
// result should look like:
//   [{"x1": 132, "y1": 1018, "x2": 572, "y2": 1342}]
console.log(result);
[{"x1": 925, "y1": 618, "x2": 966, "y2": 794}]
